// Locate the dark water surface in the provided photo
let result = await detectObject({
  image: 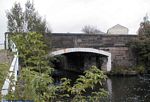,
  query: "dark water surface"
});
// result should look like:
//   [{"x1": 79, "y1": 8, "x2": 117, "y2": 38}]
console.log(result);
[
  {"x1": 54, "y1": 70, "x2": 150, "y2": 102},
  {"x1": 107, "y1": 76, "x2": 150, "y2": 102}
]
